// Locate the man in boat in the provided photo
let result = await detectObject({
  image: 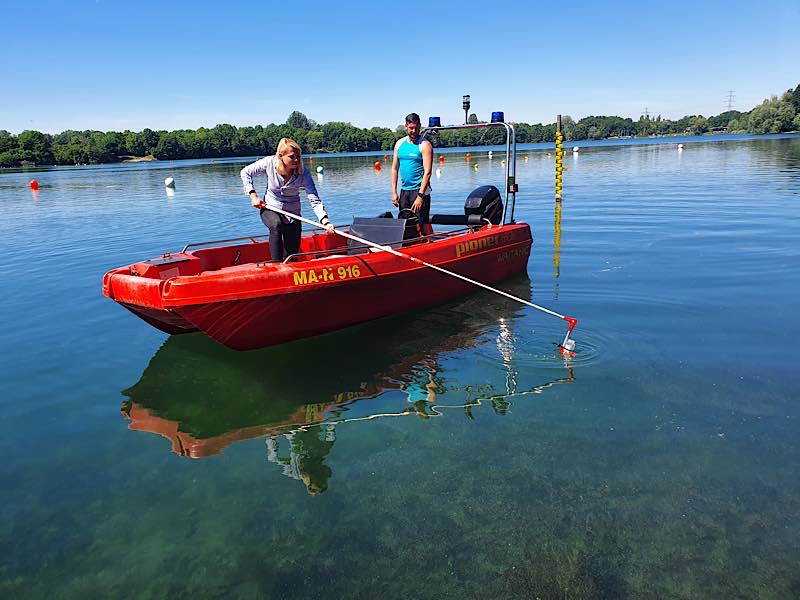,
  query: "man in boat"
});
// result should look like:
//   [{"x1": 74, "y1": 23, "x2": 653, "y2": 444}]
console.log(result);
[{"x1": 391, "y1": 113, "x2": 434, "y2": 236}]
